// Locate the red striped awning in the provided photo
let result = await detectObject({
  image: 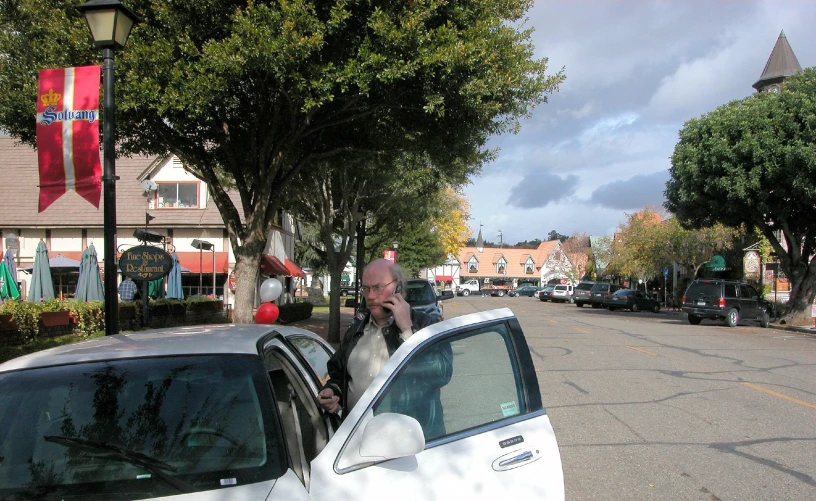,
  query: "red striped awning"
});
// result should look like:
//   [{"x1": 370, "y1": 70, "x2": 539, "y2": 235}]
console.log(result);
[
  {"x1": 260, "y1": 255, "x2": 288, "y2": 276},
  {"x1": 175, "y1": 251, "x2": 230, "y2": 273},
  {"x1": 284, "y1": 258, "x2": 307, "y2": 278},
  {"x1": 435, "y1": 275, "x2": 454, "y2": 282}
]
